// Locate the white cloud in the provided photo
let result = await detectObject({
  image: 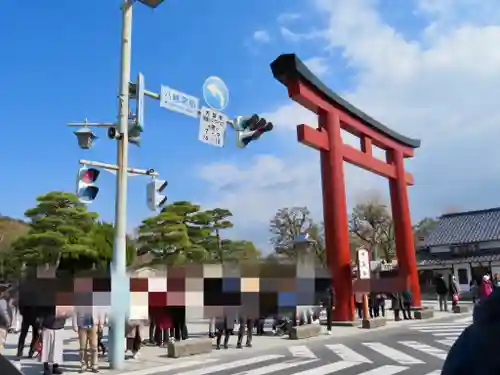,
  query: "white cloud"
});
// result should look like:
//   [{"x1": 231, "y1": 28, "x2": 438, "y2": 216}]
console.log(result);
[
  {"x1": 197, "y1": 153, "x2": 383, "y2": 251},
  {"x1": 280, "y1": 27, "x2": 324, "y2": 42},
  {"x1": 303, "y1": 56, "x2": 330, "y2": 76},
  {"x1": 252, "y1": 30, "x2": 271, "y2": 43},
  {"x1": 199, "y1": 0, "x2": 500, "y2": 249},
  {"x1": 277, "y1": 13, "x2": 301, "y2": 24}
]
